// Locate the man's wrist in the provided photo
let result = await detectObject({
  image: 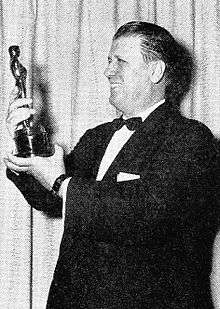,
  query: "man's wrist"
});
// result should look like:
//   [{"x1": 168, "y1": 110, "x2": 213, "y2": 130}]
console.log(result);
[{"x1": 51, "y1": 174, "x2": 69, "y2": 196}]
